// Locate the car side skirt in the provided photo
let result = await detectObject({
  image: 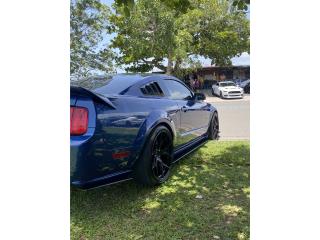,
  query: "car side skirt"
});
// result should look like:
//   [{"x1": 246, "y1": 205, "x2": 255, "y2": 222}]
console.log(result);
[{"x1": 173, "y1": 135, "x2": 208, "y2": 163}]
